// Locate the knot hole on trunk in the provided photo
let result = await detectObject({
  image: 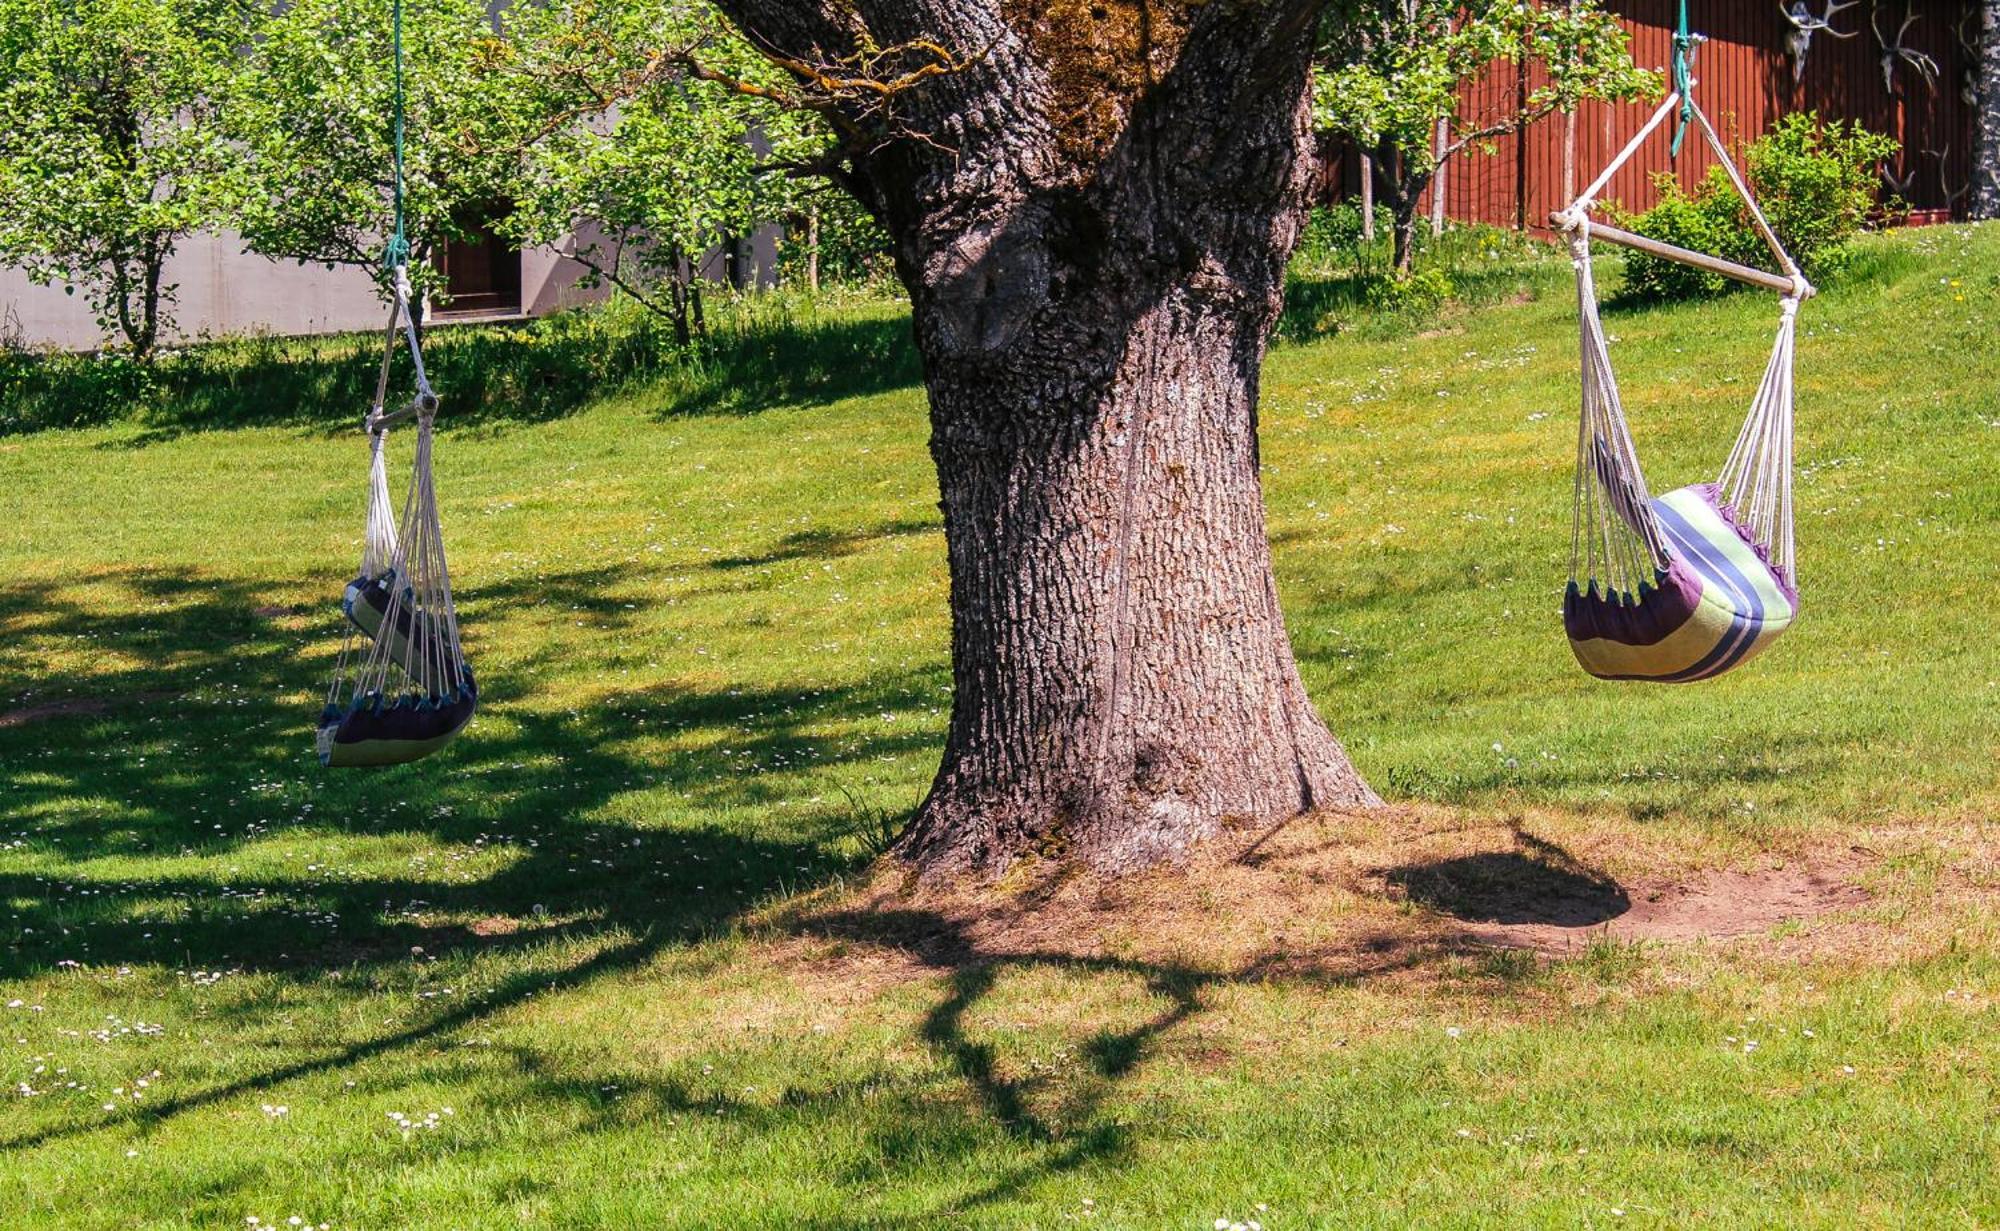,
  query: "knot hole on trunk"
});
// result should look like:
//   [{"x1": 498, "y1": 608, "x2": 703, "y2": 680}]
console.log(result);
[{"x1": 1132, "y1": 740, "x2": 1179, "y2": 794}]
